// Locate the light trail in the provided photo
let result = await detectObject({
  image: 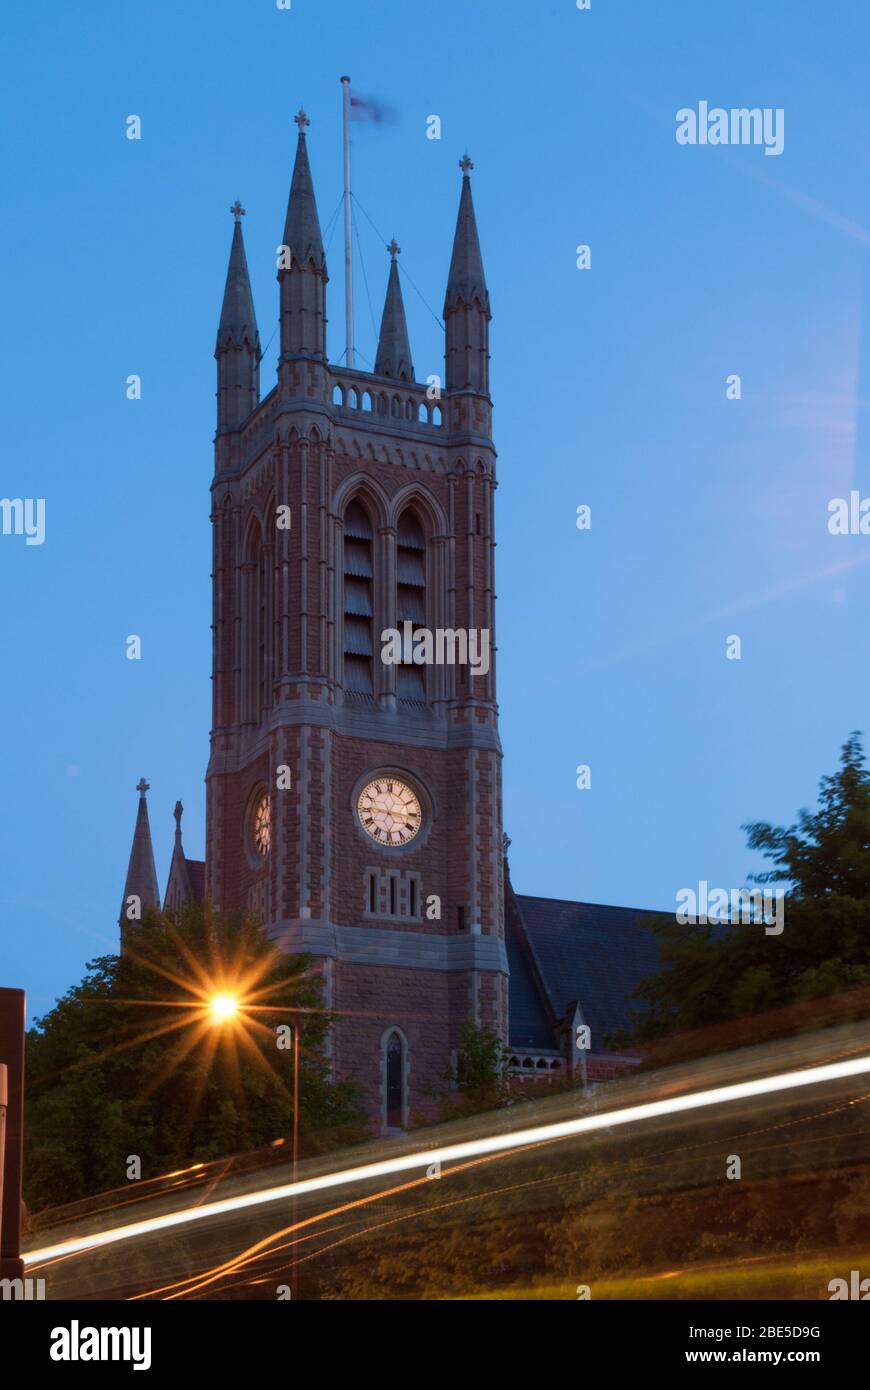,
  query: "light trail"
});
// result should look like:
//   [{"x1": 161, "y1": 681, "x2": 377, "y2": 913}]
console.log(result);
[
  {"x1": 138, "y1": 1141, "x2": 550, "y2": 1299},
  {"x1": 24, "y1": 1053, "x2": 870, "y2": 1267}
]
